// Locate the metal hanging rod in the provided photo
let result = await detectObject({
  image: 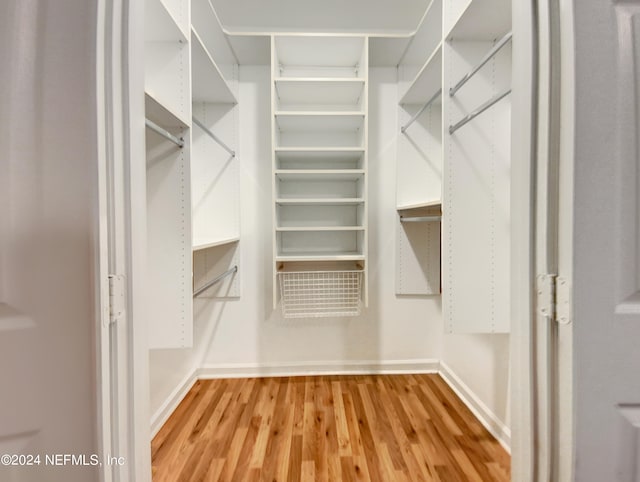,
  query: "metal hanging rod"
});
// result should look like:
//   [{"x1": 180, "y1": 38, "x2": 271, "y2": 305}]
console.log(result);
[
  {"x1": 400, "y1": 88, "x2": 442, "y2": 134},
  {"x1": 449, "y1": 89, "x2": 511, "y2": 135},
  {"x1": 449, "y1": 31, "x2": 513, "y2": 97},
  {"x1": 193, "y1": 265, "x2": 238, "y2": 298},
  {"x1": 192, "y1": 116, "x2": 236, "y2": 157},
  {"x1": 145, "y1": 119, "x2": 184, "y2": 148},
  {"x1": 401, "y1": 215, "x2": 441, "y2": 223}
]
